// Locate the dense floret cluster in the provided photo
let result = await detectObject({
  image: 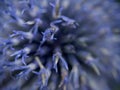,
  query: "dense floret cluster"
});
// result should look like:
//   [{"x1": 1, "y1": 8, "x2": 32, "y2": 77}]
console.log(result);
[{"x1": 0, "y1": 0, "x2": 120, "y2": 90}]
